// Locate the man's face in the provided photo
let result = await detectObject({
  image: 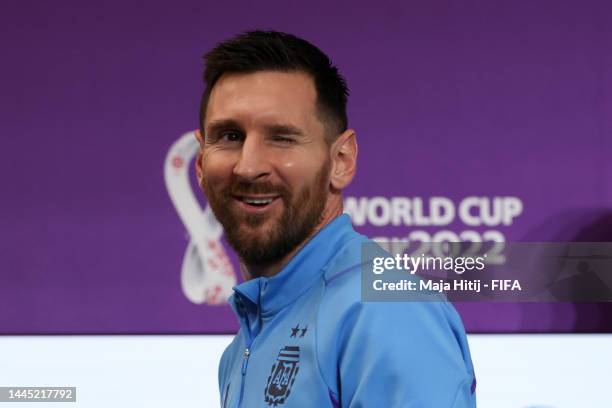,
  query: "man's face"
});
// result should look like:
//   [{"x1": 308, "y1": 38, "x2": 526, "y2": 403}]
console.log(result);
[{"x1": 198, "y1": 71, "x2": 332, "y2": 267}]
